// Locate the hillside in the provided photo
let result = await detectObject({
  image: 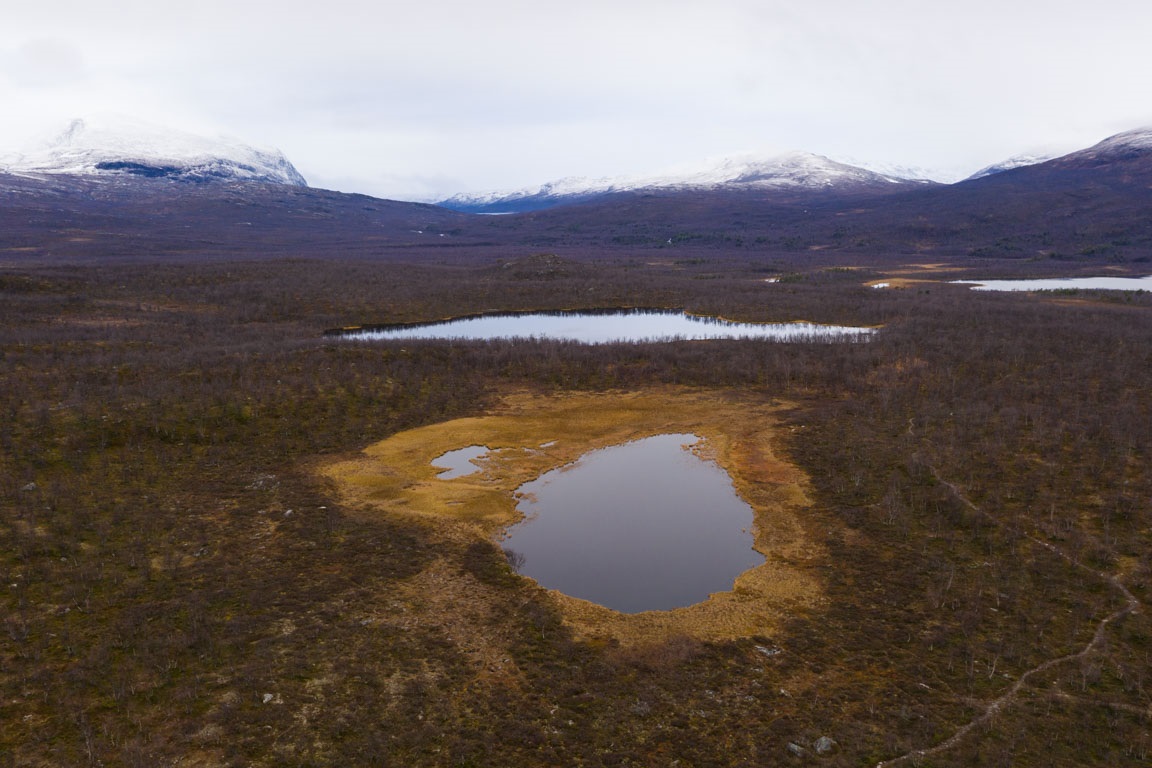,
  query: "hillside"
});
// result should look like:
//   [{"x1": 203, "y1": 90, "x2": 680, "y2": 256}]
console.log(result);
[{"x1": 0, "y1": 171, "x2": 479, "y2": 263}]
